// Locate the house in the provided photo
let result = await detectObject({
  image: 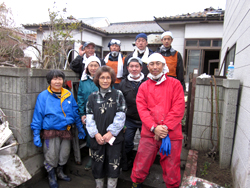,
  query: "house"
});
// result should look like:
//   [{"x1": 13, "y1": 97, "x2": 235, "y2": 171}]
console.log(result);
[
  {"x1": 23, "y1": 7, "x2": 224, "y2": 91},
  {"x1": 22, "y1": 18, "x2": 164, "y2": 69},
  {"x1": 219, "y1": 0, "x2": 250, "y2": 187},
  {"x1": 155, "y1": 7, "x2": 224, "y2": 89}
]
